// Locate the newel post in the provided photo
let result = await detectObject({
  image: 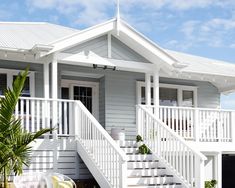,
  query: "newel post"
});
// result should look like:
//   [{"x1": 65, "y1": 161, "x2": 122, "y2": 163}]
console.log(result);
[
  {"x1": 195, "y1": 157, "x2": 205, "y2": 188},
  {"x1": 119, "y1": 158, "x2": 127, "y2": 188}
]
